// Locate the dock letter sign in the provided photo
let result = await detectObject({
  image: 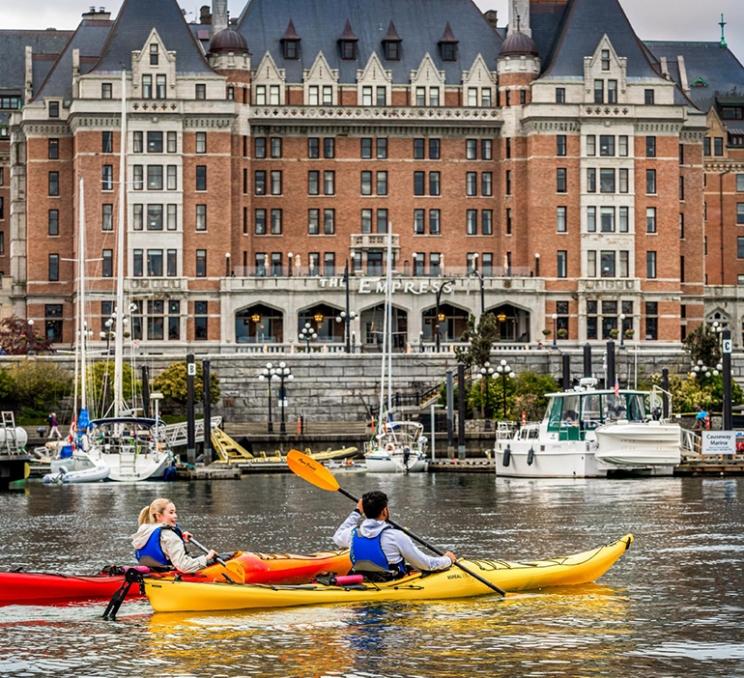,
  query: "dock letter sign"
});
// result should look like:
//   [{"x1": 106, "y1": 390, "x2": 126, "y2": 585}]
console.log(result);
[{"x1": 702, "y1": 431, "x2": 736, "y2": 455}]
